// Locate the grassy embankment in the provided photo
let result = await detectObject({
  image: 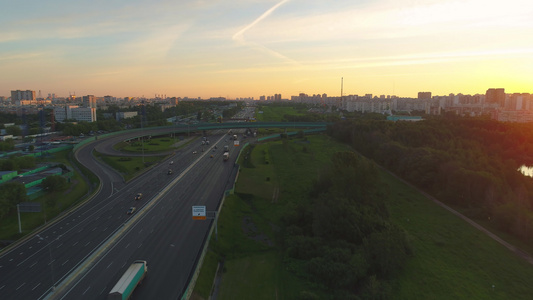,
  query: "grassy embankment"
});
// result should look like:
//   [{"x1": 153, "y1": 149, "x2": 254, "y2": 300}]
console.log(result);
[
  {"x1": 193, "y1": 134, "x2": 533, "y2": 299},
  {"x1": 0, "y1": 150, "x2": 90, "y2": 241},
  {"x1": 193, "y1": 135, "x2": 353, "y2": 299},
  {"x1": 254, "y1": 105, "x2": 307, "y2": 136}
]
